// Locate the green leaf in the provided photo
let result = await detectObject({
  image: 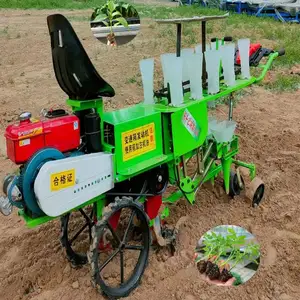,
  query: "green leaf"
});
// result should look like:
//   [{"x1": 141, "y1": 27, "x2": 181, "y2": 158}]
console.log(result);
[
  {"x1": 107, "y1": 0, "x2": 116, "y2": 12},
  {"x1": 102, "y1": 20, "x2": 109, "y2": 27},
  {"x1": 112, "y1": 11, "x2": 122, "y2": 17},
  {"x1": 93, "y1": 14, "x2": 108, "y2": 22},
  {"x1": 227, "y1": 228, "x2": 235, "y2": 234},
  {"x1": 115, "y1": 17, "x2": 129, "y2": 27}
]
